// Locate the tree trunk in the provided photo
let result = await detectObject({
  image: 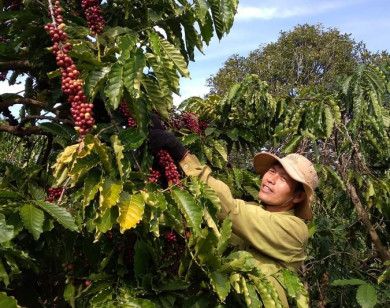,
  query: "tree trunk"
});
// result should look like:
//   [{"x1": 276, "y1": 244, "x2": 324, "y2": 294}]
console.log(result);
[{"x1": 346, "y1": 182, "x2": 390, "y2": 262}]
